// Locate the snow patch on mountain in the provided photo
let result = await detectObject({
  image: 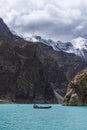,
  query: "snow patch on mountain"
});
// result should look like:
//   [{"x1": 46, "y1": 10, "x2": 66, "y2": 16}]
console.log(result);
[
  {"x1": 71, "y1": 37, "x2": 87, "y2": 50},
  {"x1": 70, "y1": 37, "x2": 87, "y2": 59}
]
